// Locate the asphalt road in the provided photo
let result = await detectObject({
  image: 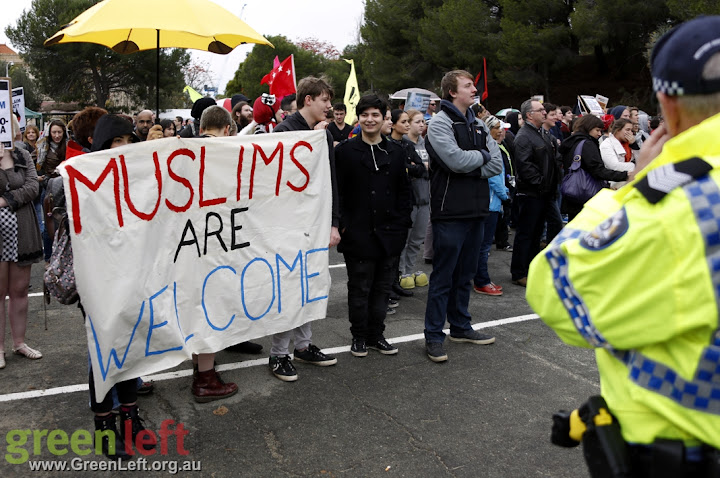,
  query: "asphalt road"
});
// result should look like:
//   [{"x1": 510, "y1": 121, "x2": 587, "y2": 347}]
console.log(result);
[{"x1": 0, "y1": 246, "x2": 598, "y2": 478}]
